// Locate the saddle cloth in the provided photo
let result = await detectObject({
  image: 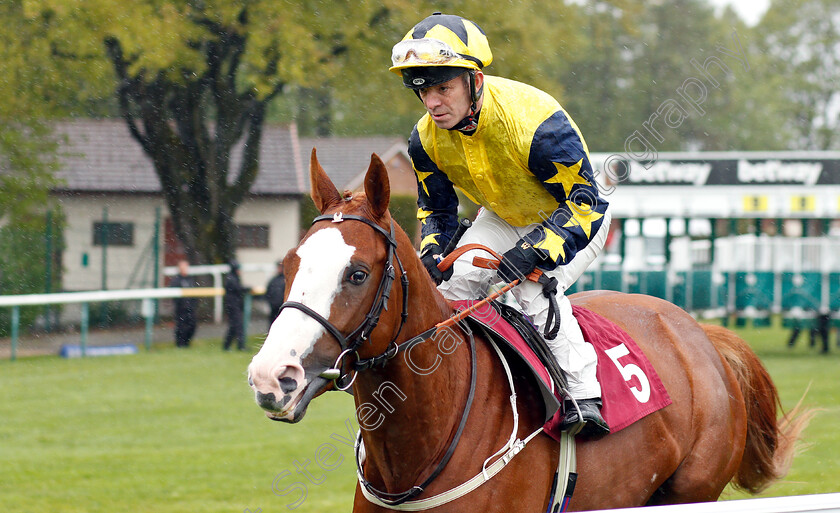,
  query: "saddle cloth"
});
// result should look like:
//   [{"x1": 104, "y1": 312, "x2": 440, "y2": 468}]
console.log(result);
[{"x1": 451, "y1": 300, "x2": 672, "y2": 441}]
